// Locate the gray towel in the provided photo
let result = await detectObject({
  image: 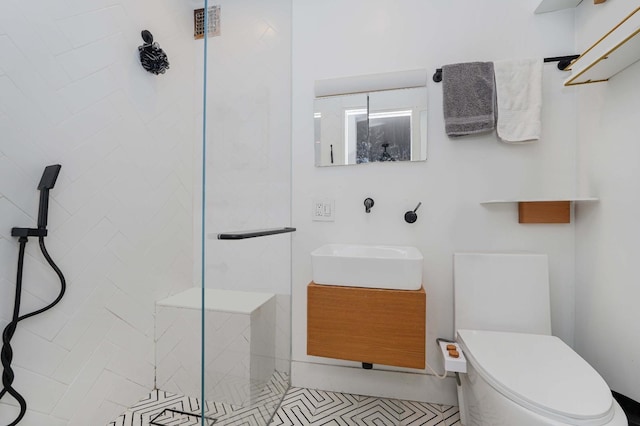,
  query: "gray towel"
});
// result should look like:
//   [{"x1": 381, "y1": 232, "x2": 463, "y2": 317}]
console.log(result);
[{"x1": 443, "y1": 62, "x2": 496, "y2": 137}]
